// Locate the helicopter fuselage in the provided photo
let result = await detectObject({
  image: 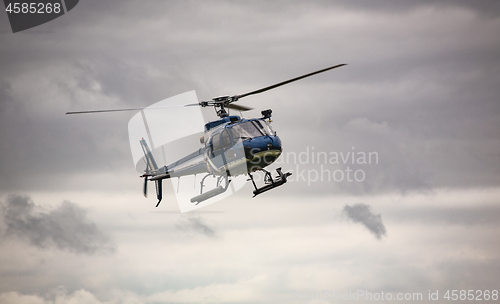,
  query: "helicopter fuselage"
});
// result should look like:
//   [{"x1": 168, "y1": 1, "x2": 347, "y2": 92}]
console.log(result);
[
  {"x1": 204, "y1": 116, "x2": 282, "y2": 176},
  {"x1": 153, "y1": 115, "x2": 282, "y2": 180}
]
